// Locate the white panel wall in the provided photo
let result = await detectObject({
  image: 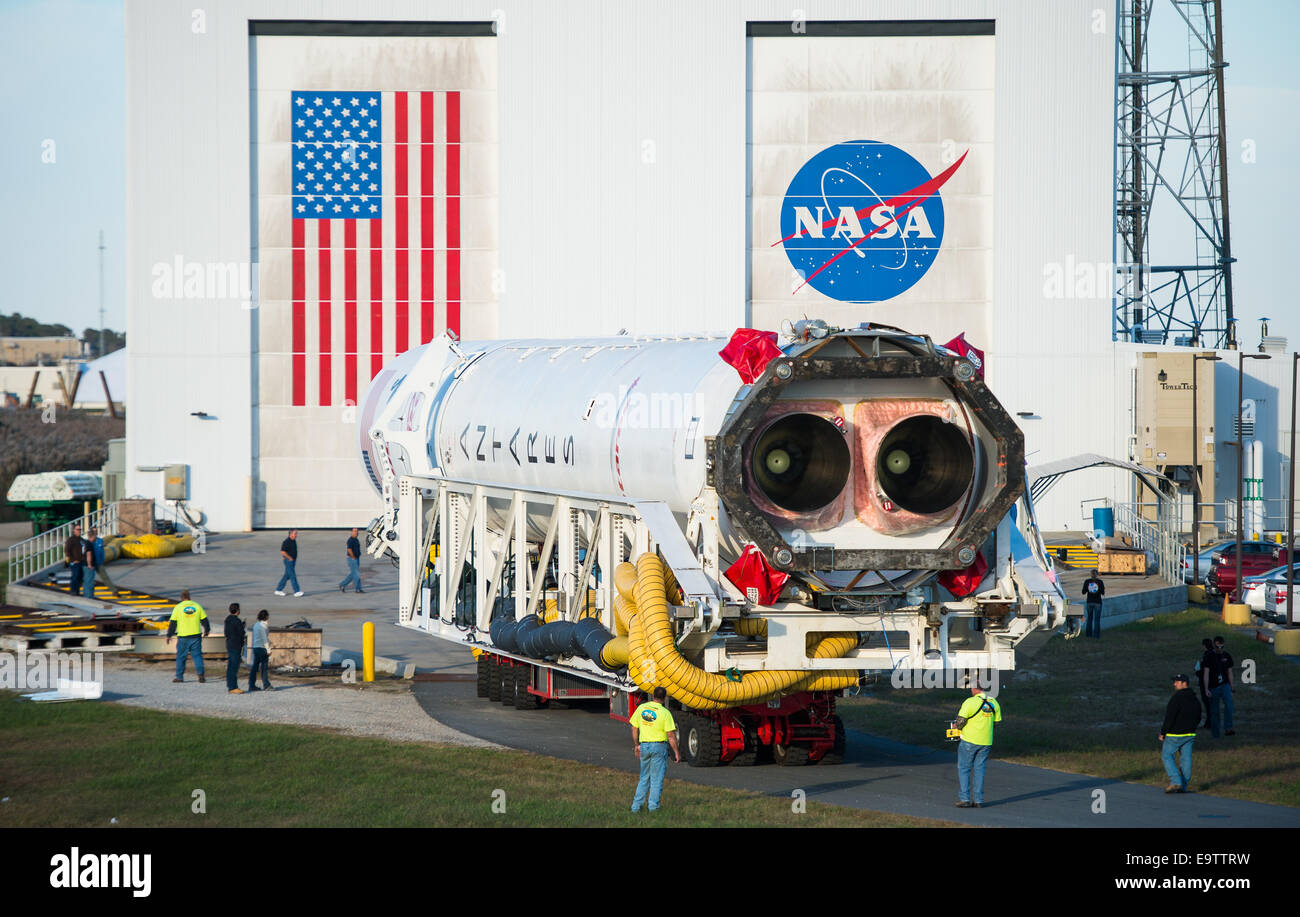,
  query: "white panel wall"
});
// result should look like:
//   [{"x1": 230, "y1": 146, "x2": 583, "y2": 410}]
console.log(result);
[{"x1": 127, "y1": 0, "x2": 1116, "y2": 531}]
